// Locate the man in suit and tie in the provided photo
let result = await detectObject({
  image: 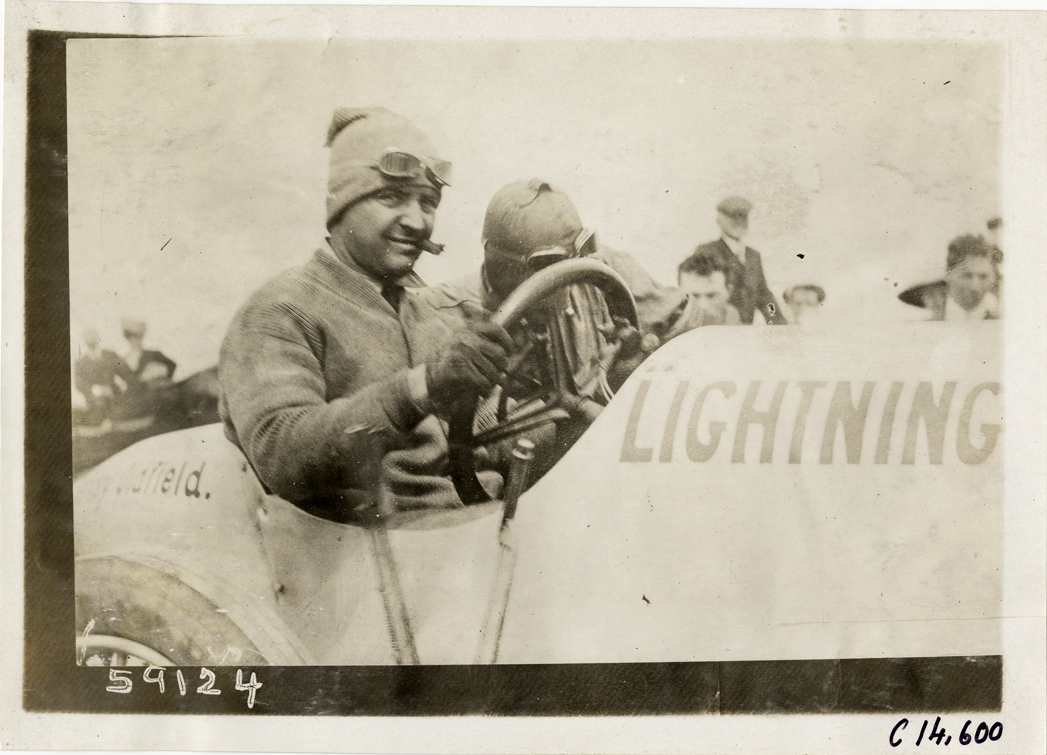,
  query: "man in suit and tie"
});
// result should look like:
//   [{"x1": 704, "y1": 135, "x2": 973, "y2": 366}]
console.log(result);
[{"x1": 686, "y1": 196, "x2": 787, "y2": 325}]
